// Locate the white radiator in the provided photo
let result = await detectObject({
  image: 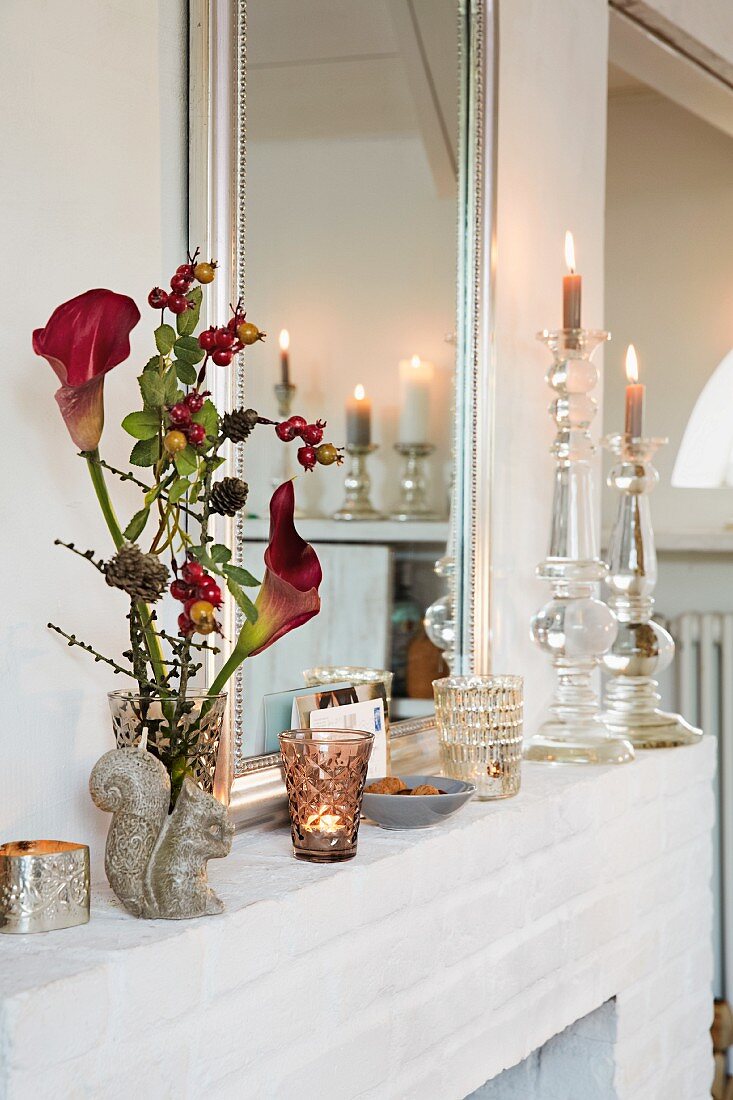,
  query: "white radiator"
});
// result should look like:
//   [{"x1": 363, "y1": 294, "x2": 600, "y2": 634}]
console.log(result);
[{"x1": 672, "y1": 612, "x2": 732, "y2": 999}]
